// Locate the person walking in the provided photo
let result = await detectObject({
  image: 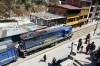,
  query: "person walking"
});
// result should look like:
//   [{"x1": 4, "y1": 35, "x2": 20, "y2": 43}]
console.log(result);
[
  {"x1": 43, "y1": 54, "x2": 46, "y2": 62},
  {"x1": 89, "y1": 42, "x2": 96, "y2": 54},
  {"x1": 80, "y1": 46, "x2": 83, "y2": 53},
  {"x1": 77, "y1": 38, "x2": 82, "y2": 52},
  {"x1": 86, "y1": 44, "x2": 91, "y2": 54},
  {"x1": 52, "y1": 57, "x2": 56, "y2": 66},
  {"x1": 85, "y1": 34, "x2": 91, "y2": 44}
]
